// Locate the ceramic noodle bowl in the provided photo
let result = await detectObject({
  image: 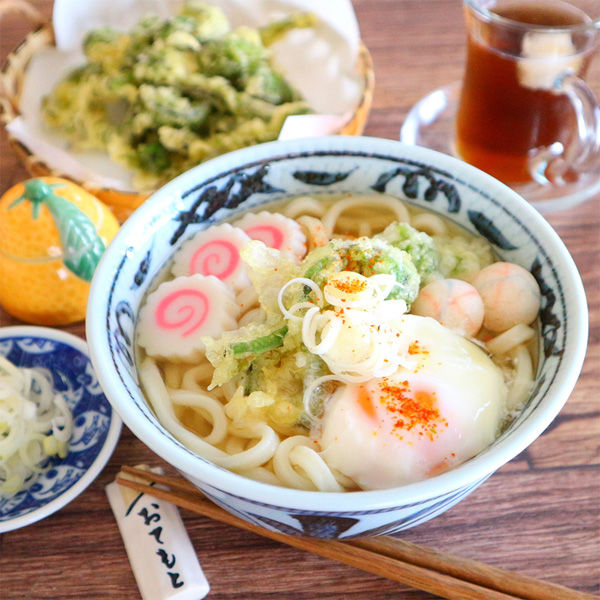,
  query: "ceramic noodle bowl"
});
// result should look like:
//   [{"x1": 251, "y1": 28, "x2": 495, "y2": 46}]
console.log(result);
[{"x1": 86, "y1": 137, "x2": 587, "y2": 539}]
